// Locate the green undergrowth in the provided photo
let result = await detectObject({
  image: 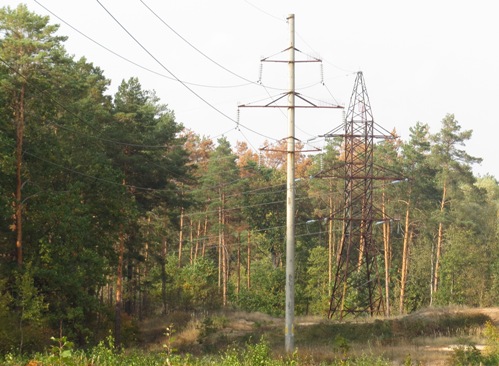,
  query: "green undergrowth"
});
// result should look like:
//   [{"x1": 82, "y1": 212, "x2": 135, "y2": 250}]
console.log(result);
[
  {"x1": 1, "y1": 309, "x2": 497, "y2": 365},
  {"x1": 1, "y1": 336, "x2": 393, "y2": 366},
  {"x1": 296, "y1": 310, "x2": 491, "y2": 347}
]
